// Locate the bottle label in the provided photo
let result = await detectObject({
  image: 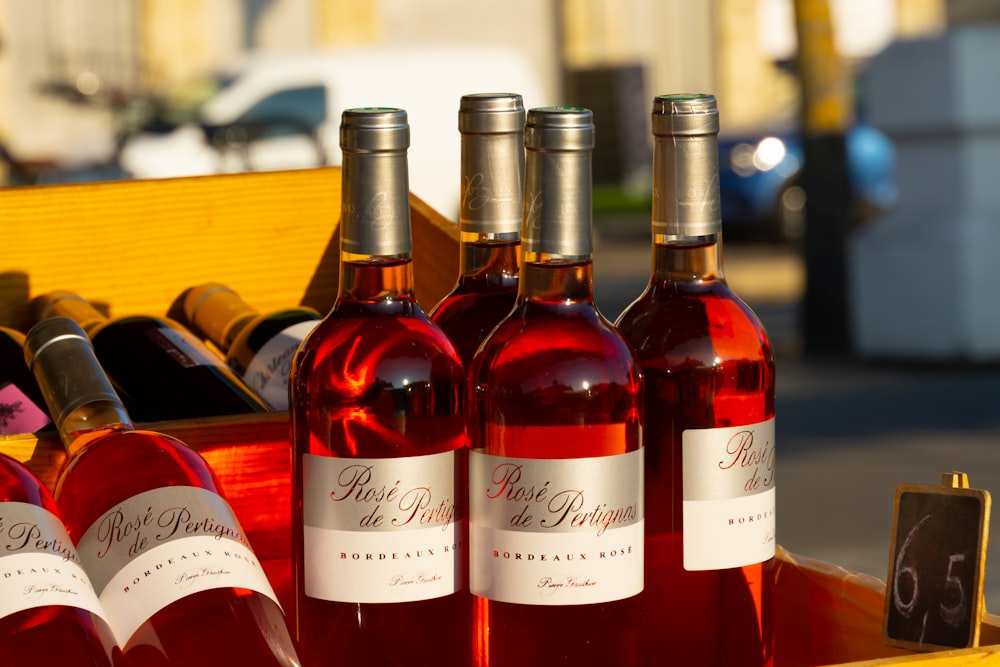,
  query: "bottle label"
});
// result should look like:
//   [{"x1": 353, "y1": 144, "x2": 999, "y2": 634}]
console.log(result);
[
  {"x1": 75, "y1": 486, "x2": 280, "y2": 646},
  {"x1": 302, "y1": 450, "x2": 464, "y2": 603},
  {"x1": 682, "y1": 418, "x2": 776, "y2": 570},
  {"x1": 147, "y1": 327, "x2": 226, "y2": 370},
  {"x1": 0, "y1": 502, "x2": 108, "y2": 622},
  {"x1": 0, "y1": 383, "x2": 51, "y2": 435},
  {"x1": 244, "y1": 320, "x2": 318, "y2": 410},
  {"x1": 469, "y1": 450, "x2": 644, "y2": 605}
]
